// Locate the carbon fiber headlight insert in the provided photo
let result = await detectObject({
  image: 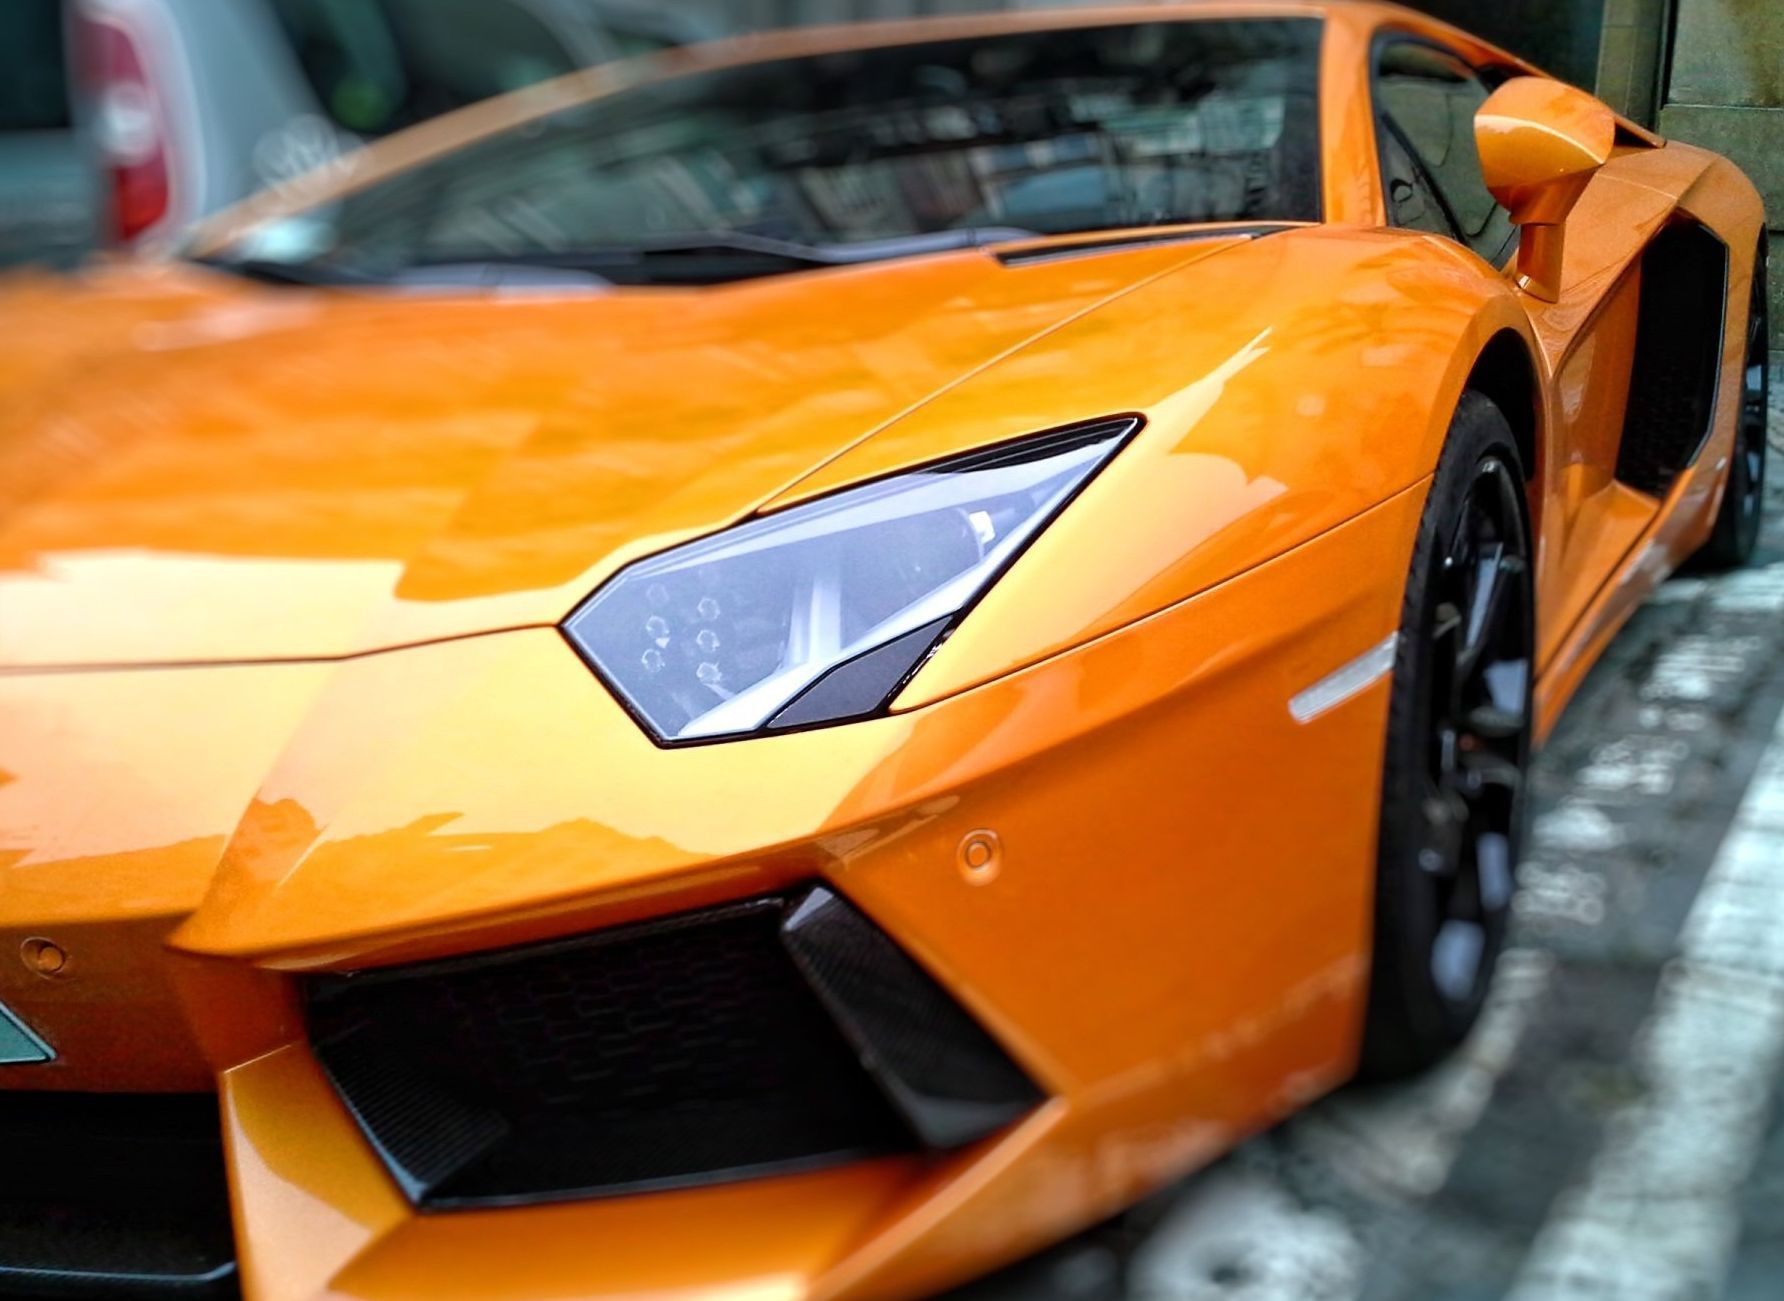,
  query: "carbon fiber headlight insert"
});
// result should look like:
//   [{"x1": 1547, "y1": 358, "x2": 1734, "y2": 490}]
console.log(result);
[{"x1": 306, "y1": 887, "x2": 1042, "y2": 1208}]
